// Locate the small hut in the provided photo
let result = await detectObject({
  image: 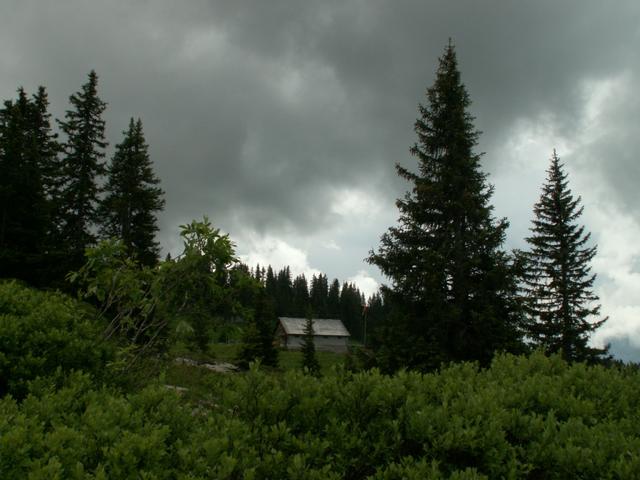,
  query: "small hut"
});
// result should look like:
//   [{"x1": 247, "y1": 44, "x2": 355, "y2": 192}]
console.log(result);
[{"x1": 276, "y1": 317, "x2": 350, "y2": 353}]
